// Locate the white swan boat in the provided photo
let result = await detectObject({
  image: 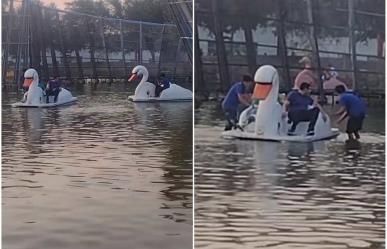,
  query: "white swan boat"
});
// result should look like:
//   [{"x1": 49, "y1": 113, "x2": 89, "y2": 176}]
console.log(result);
[
  {"x1": 12, "y1": 68, "x2": 77, "y2": 108},
  {"x1": 223, "y1": 65, "x2": 339, "y2": 142},
  {"x1": 128, "y1": 65, "x2": 192, "y2": 102}
]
